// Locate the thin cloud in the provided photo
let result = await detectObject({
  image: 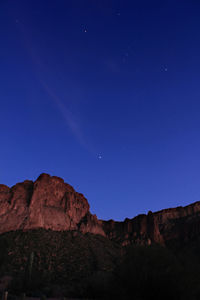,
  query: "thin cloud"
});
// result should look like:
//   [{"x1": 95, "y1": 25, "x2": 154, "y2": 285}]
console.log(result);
[
  {"x1": 15, "y1": 21, "x2": 95, "y2": 154},
  {"x1": 40, "y1": 80, "x2": 90, "y2": 151}
]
